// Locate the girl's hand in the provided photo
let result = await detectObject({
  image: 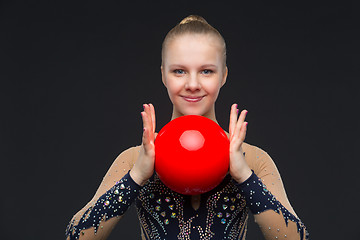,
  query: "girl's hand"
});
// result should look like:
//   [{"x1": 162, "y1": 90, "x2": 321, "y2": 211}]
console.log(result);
[
  {"x1": 130, "y1": 103, "x2": 157, "y2": 186},
  {"x1": 228, "y1": 104, "x2": 252, "y2": 184}
]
